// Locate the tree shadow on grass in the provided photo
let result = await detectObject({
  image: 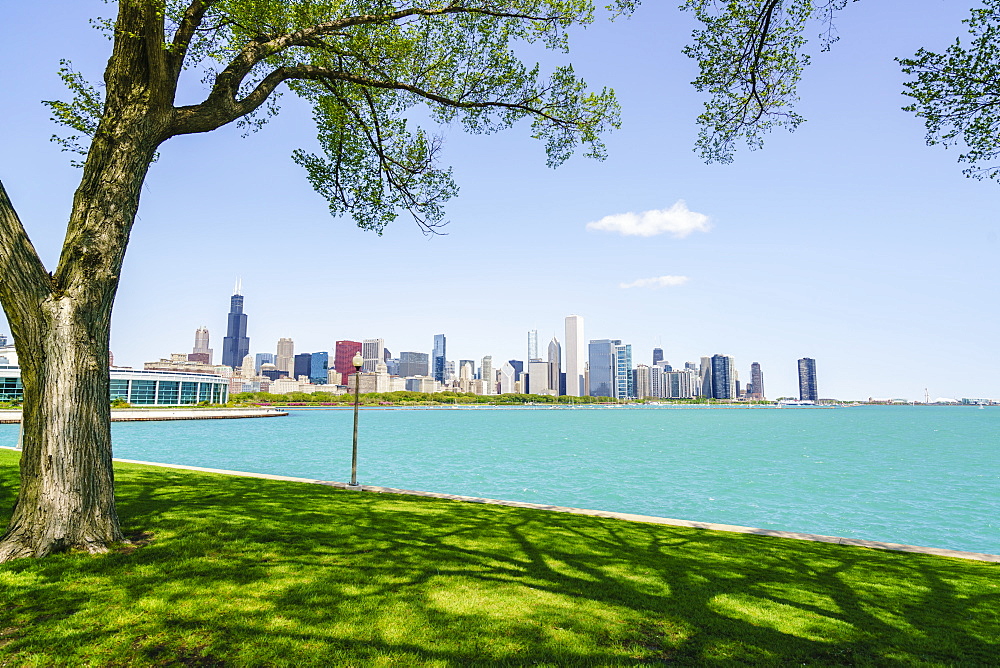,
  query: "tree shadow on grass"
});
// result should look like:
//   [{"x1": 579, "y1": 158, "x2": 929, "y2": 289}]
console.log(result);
[{"x1": 0, "y1": 456, "x2": 997, "y2": 666}]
